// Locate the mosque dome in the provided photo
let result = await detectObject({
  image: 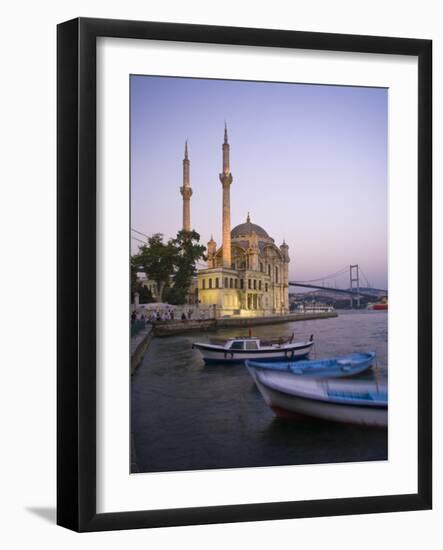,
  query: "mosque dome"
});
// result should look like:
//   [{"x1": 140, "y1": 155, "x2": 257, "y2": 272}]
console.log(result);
[{"x1": 231, "y1": 213, "x2": 270, "y2": 240}]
